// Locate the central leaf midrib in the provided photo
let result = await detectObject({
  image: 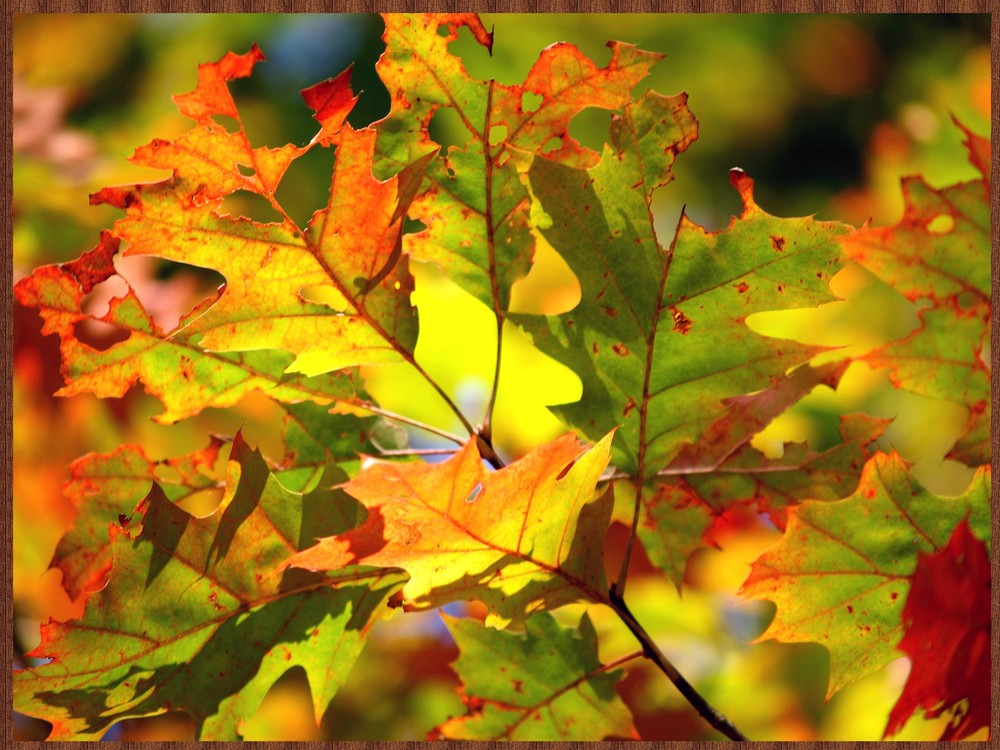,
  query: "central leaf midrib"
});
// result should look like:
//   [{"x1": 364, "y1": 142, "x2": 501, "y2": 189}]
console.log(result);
[{"x1": 392, "y1": 468, "x2": 604, "y2": 603}]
